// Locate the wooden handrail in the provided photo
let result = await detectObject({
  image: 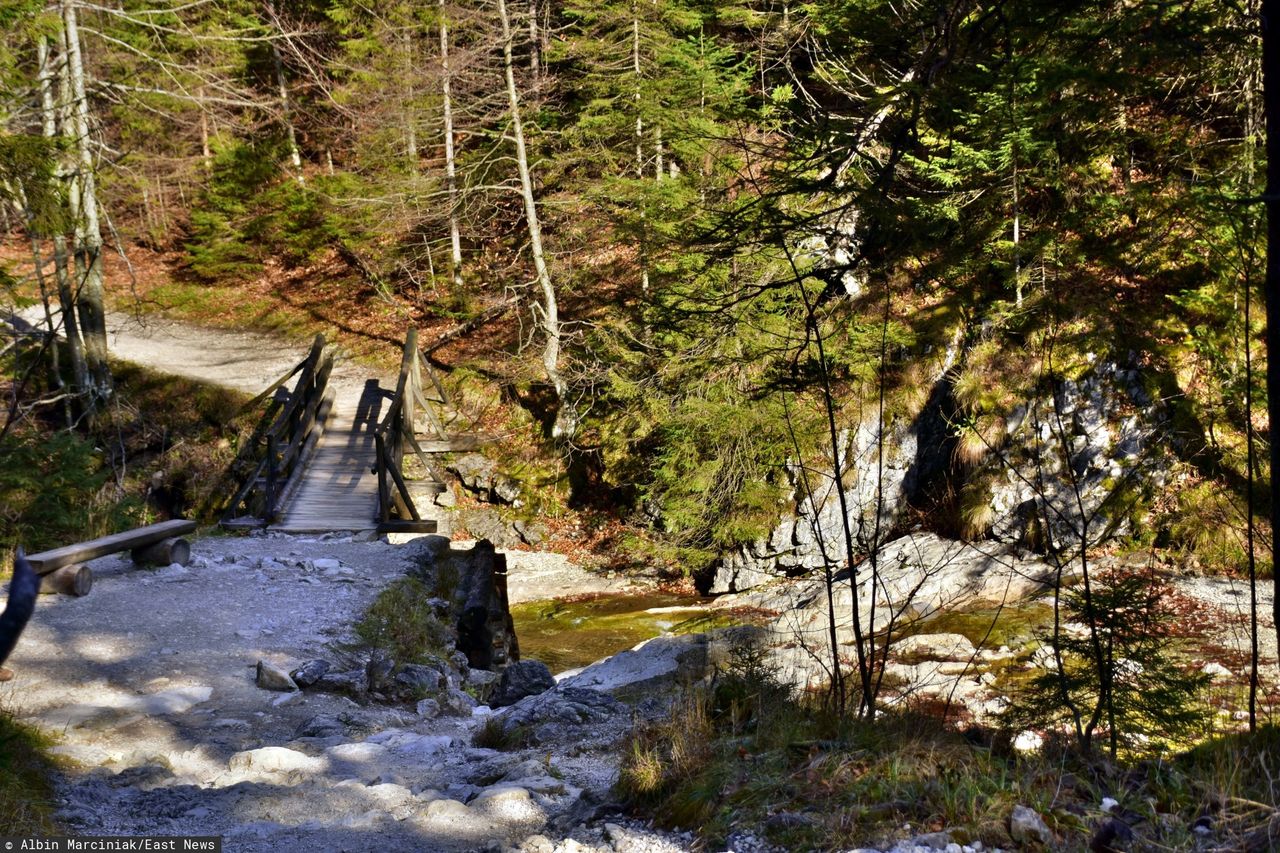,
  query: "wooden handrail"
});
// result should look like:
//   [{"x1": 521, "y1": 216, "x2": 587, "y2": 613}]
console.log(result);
[
  {"x1": 220, "y1": 333, "x2": 334, "y2": 526},
  {"x1": 373, "y1": 328, "x2": 449, "y2": 524}
]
